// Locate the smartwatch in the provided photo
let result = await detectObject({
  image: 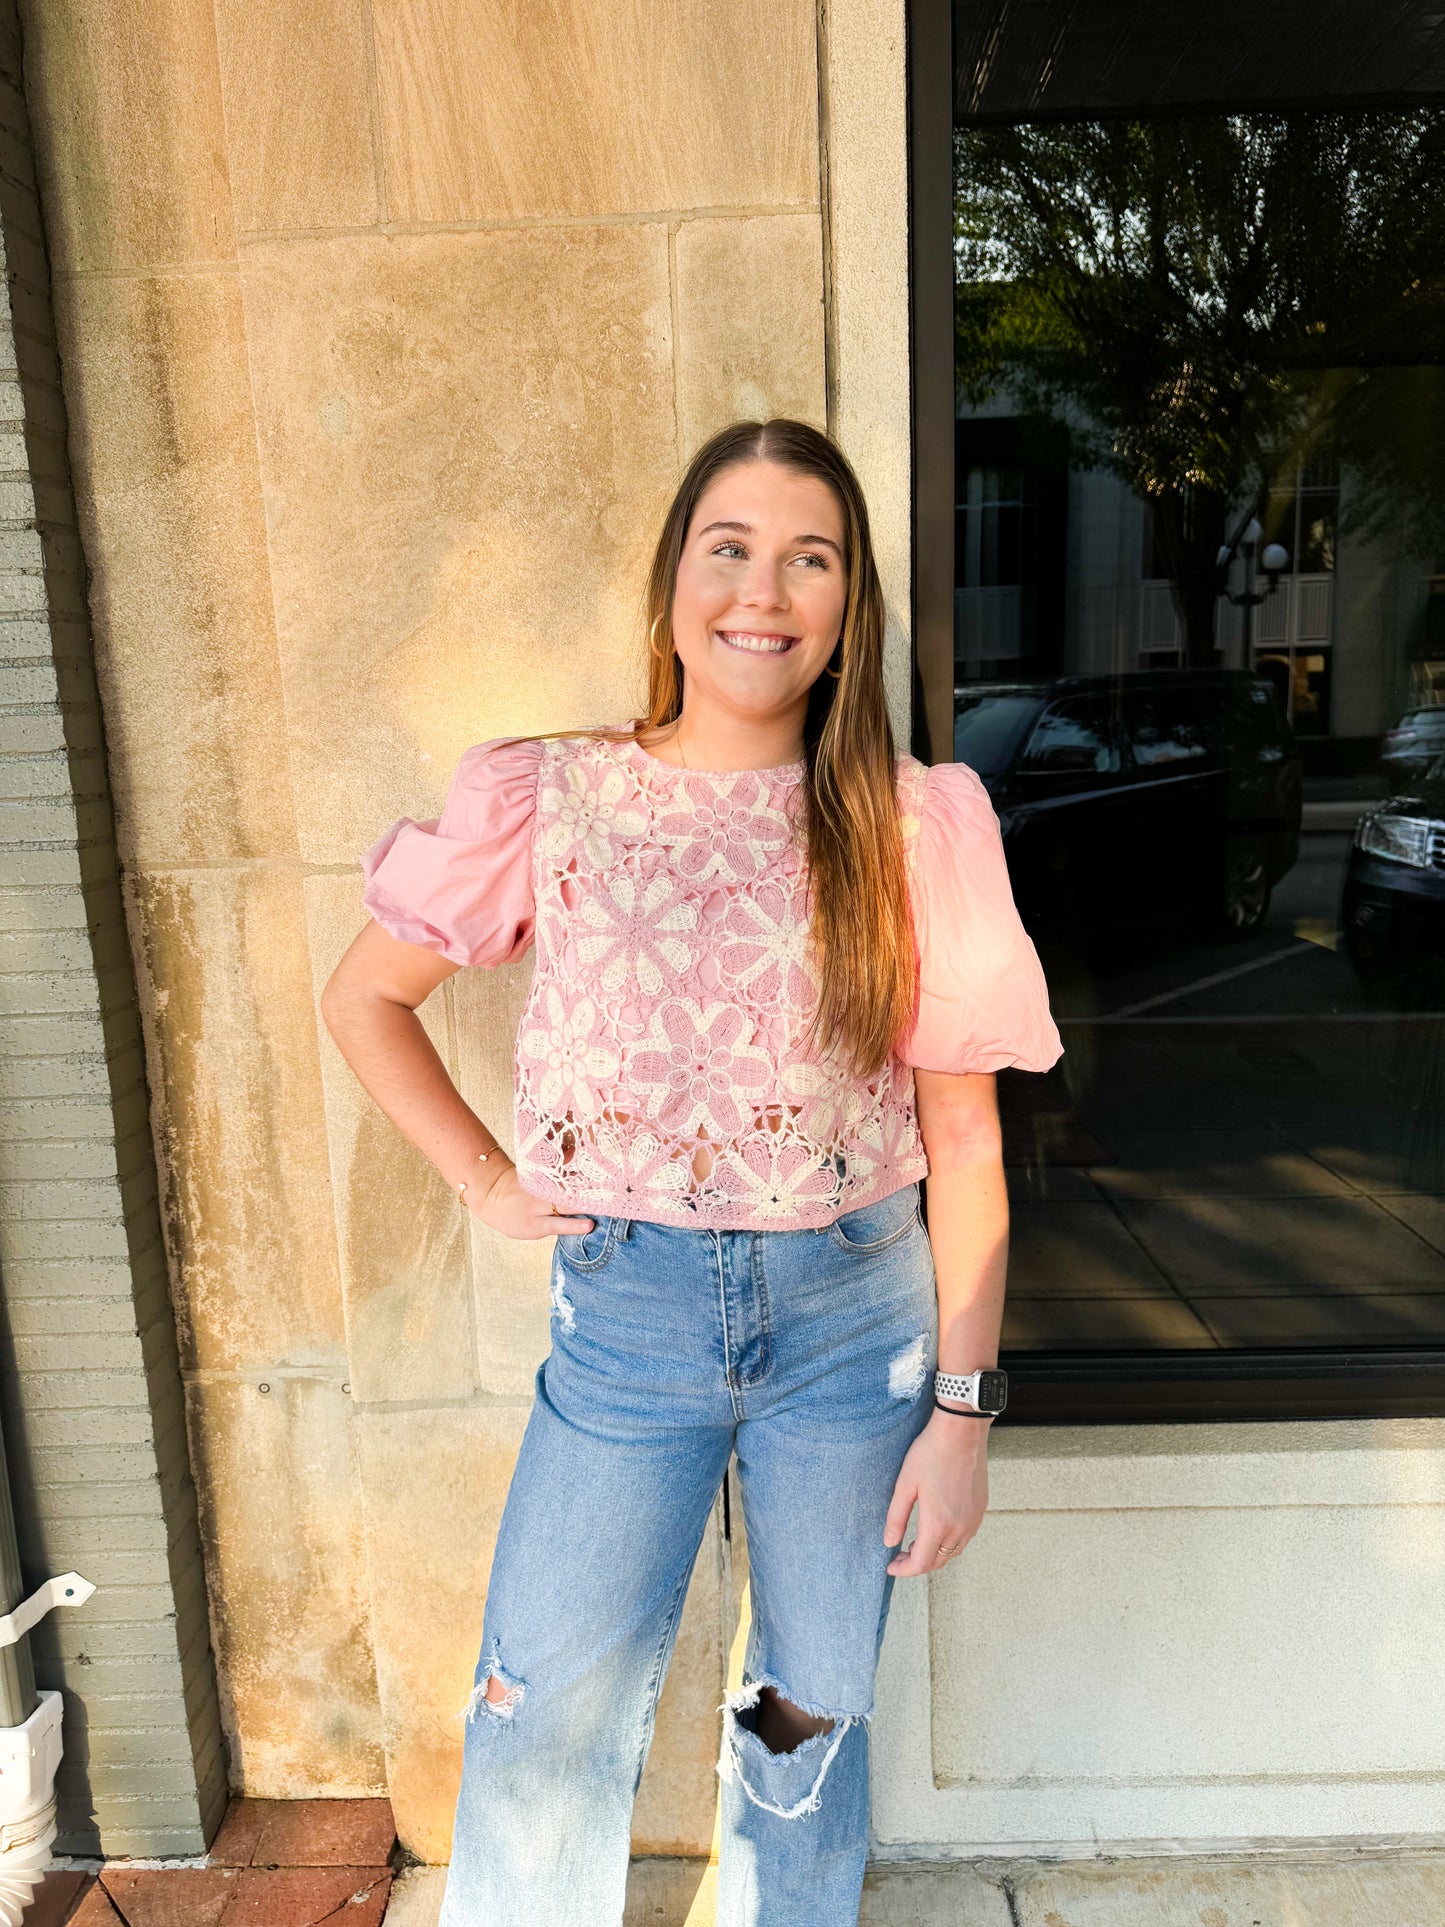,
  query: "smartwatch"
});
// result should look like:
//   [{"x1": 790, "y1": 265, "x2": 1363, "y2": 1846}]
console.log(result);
[{"x1": 933, "y1": 1368, "x2": 1008, "y2": 1416}]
